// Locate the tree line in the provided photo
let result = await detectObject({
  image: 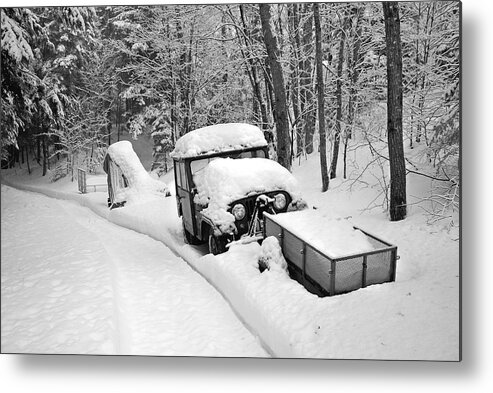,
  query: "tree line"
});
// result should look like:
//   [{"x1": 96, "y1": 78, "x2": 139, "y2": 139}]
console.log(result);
[{"x1": 1, "y1": 2, "x2": 459, "y2": 221}]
